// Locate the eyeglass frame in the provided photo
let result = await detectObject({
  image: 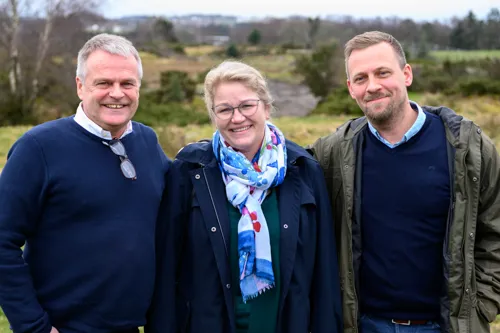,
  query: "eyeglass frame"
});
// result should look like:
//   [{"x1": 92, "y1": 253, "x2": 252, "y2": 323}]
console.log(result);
[
  {"x1": 102, "y1": 139, "x2": 137, "y2": 180},
  {"x1": 212, "y1": 99, "x2": 261, "y2": 120}
]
